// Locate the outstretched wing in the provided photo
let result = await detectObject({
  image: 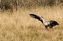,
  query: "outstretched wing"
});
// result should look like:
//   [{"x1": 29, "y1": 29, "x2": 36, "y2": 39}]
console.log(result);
[
  {"x1": 29, "y1": 14, "x2": 59, "y2": 28},
  {"x1": 29, "y1": 14, "x2": 43, "y2": 23},
  {"x1": 50, "y1": 20, "x2": 59, "y2": 26}
]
